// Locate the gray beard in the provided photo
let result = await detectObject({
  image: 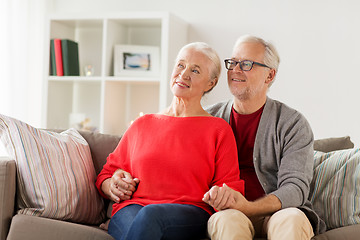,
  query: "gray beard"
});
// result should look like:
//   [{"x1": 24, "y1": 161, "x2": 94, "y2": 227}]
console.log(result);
[{"x1": 230, "y1": 87, "x2": 252, "y2": 101}]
